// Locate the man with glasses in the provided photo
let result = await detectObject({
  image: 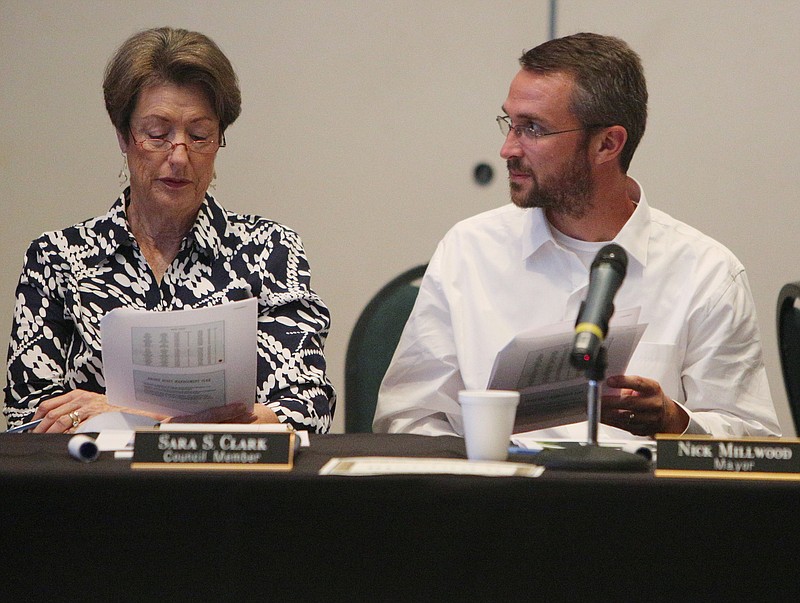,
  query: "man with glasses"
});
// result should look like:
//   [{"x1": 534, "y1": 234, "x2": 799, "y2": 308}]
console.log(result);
[{"x1": 373, "y1": 33, "x2": 779, "y2": 442}]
